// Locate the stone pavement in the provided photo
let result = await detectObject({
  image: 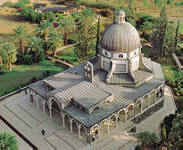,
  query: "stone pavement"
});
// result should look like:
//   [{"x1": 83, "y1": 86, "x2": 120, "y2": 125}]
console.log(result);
[{"x1": 0, "y1": 86, "x2": 176, "y2": 150}]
